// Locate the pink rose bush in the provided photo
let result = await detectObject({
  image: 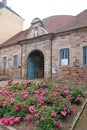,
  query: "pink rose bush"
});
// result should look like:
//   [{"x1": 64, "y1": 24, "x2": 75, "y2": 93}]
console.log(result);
[
  {"x1": 0, "y1": 80, "x2": 83, "y2": 129},
  {"x1": 0, "y1": 116, "x2": 20, "y2": 126}
]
